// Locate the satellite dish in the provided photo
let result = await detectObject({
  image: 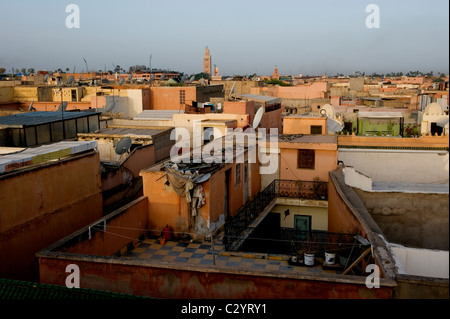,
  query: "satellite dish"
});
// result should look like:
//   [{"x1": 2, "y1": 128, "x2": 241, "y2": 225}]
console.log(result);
[
  {"x1": 229, "y1": 82, "x2": 236, "y2": 99},
  {"x1": 128, "y1": 74, "x2": 133, "y2": 81},
  {"x1": 78, "y1": 74, "x2": 82, "y2": 82},
  {"x1": 115, "y1": 137, "x2": 132, "y2": 155},
  {"x1": 253, "y1": 107, "x2": 264, "y2": 130},
  {"x1": 105, "y1": 99, "x2": 116, "y2": 113},
  {"x1": 193, "y1": 173, "x2": 211, "y2": 184},
  {"x1": 119, "y1": 78, "x2": 125, "y2": 85},
  {"x1": 189, "y1": 75, "x2": 195, "y2": 82},
  {"x1": 28, "y1": 101, "x2": 35, "y2": 112},
  {"x1": 160, "y1": 73, "x2": 166, "y2": 81},
  {"x1": 66, "y1": 75, "x2": 75, "y2": 85},
  {"x1": 320, "y1": 109, "x2": 327, "y2": 117},
  {"x1": 150, "y1": 74, "x2": 155, "y2": 81},
  {"x1": 43, "y1": 74, "x2": 50, "y2": 82},
  {"x1": 199, "y1": 78, "x2": 207, "y2": 86},
  {"x1": 56, "y1": 101, "x2": 68, "y2": 112}
]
